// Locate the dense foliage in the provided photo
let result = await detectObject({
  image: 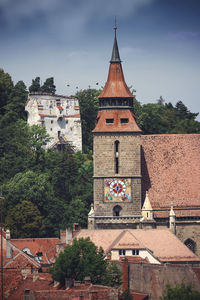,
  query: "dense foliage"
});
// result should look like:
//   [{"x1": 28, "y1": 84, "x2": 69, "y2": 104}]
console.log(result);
[
  {"x1": 50, "y1": 238, "x2": 121, "y2": 287},
  {"x1": 29, "y1": 76, "x2": 56, "y2": 94},
  {"x1": 119, "y1": 289, "x2": 133, "y2": 300},
  {"x1": 76, "y1": 91, "x2": 200, "y2": 152},
  {"x1": 161, "y1": 283, "x2": 200, "y2": 300},
  {"x1": 76, "y1": 88, "x2": 99, "y2": 152},
  {"x1": 0, "y1": 69, "x2": 199, "y2": 238},
  {"x1": 0, "y1": 69, "x2": 93, "y2": 237}
]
